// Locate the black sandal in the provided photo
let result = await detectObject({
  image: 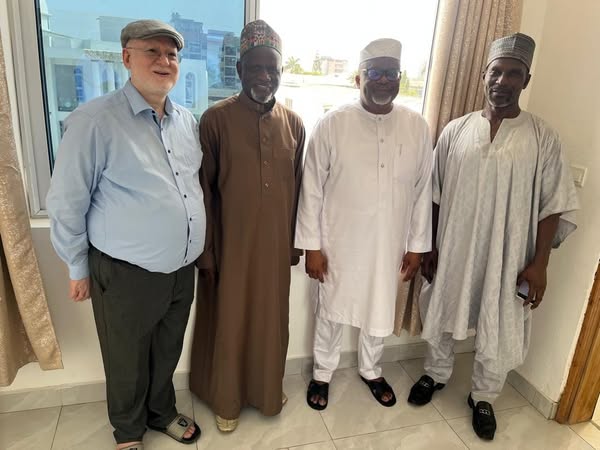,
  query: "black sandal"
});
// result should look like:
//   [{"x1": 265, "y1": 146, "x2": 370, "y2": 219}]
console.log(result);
[
  {"x1": 360, "y1": 376, "x2": 397, "y2": 407},
  {"x1": 306, "y1": 379, "x2": 329, "y2": 410},
  {"x1": 407, "y1": 375, "x2": 445, "y2": 406},
  {"x1": 468, "y1": 393, "x2": 496, "y2": 440}
]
